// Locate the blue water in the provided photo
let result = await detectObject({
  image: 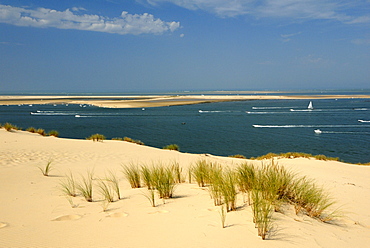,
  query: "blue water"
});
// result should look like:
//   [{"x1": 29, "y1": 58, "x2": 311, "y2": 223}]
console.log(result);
[{"x1": 1, "y1": 98, "x2": 370, "y2": 163}]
